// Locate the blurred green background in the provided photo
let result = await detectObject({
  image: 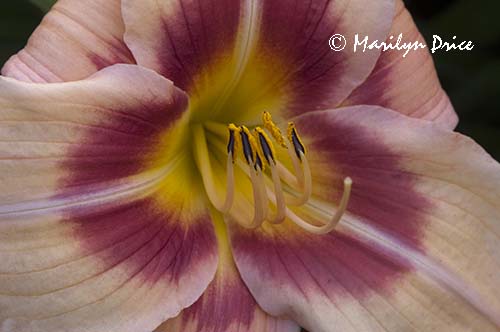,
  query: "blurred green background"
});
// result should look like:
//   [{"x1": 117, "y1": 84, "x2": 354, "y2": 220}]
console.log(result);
[{"x1": 1, "y1": 0, "x2": 499, "y2": 160}]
